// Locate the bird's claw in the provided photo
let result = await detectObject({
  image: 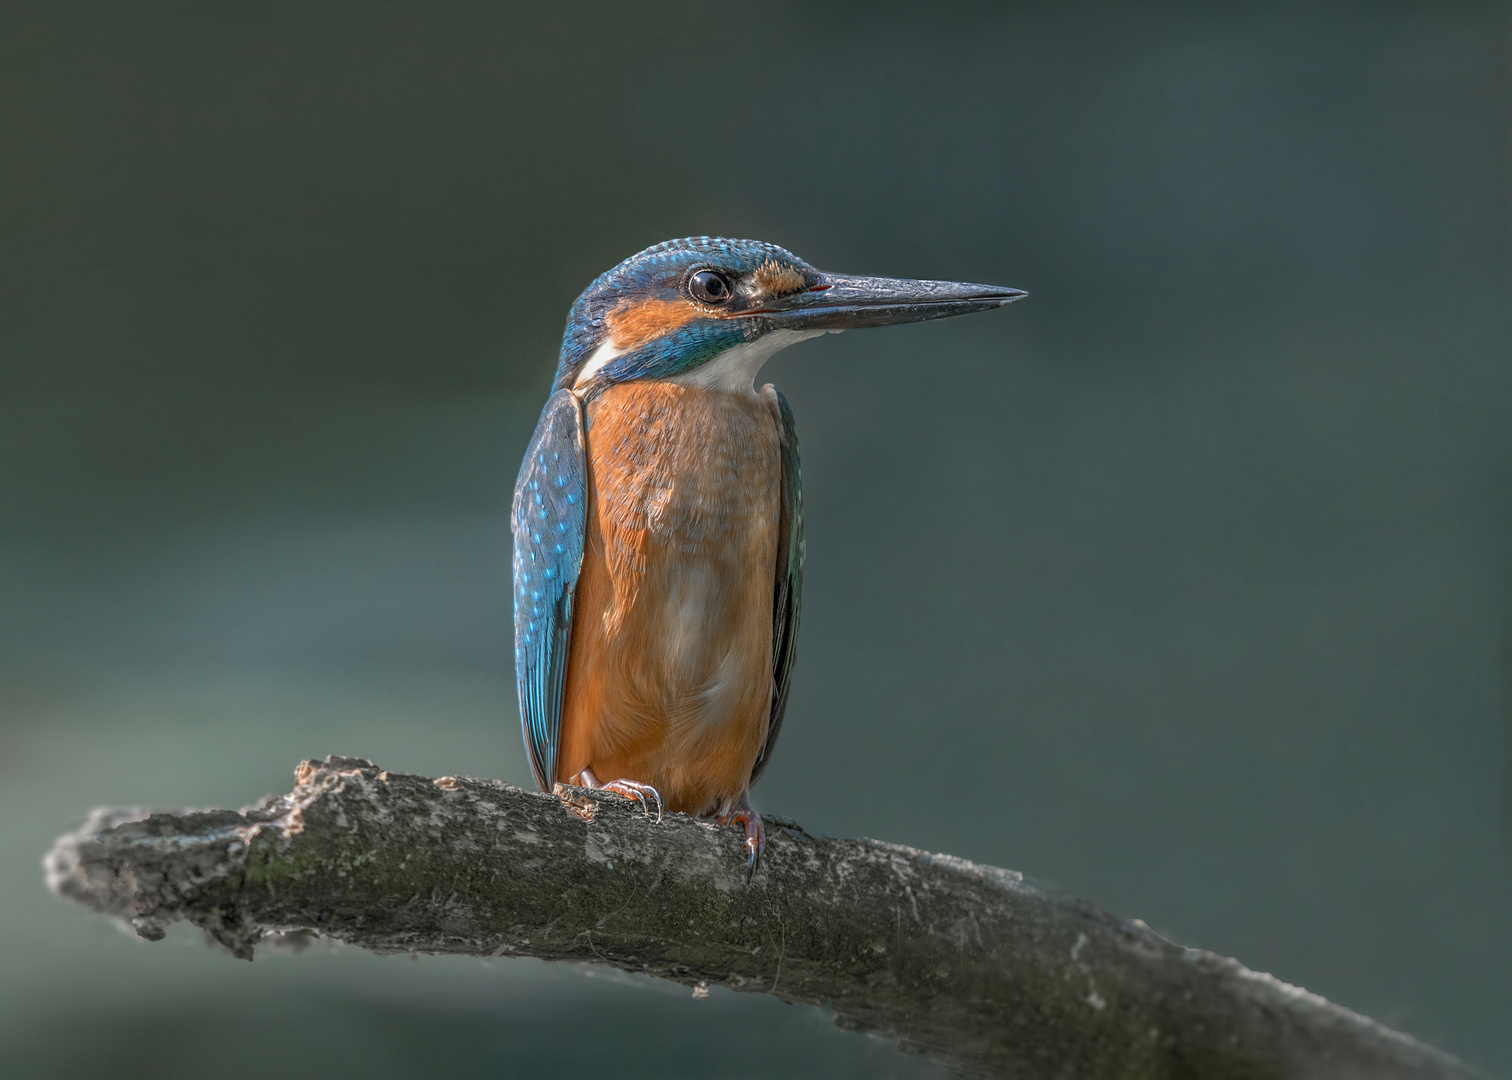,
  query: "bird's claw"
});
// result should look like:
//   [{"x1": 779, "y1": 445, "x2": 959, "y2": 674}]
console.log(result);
[
  {"x1": 603, "y1": 779, "x2": 664, "y2": 823},
  {"x1": 577, "y1": 770, "x2": 663, "y2": 823},
  {"x1": 717, "y1": 793, "x2": 765, "y2": 882}
]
